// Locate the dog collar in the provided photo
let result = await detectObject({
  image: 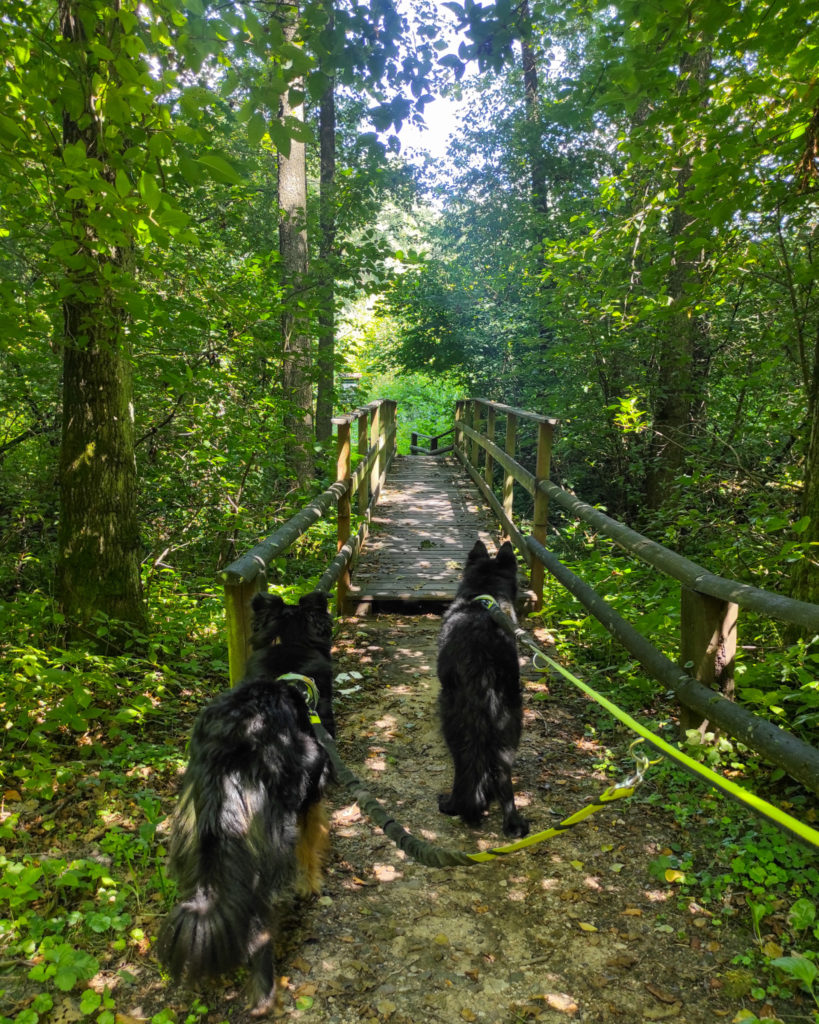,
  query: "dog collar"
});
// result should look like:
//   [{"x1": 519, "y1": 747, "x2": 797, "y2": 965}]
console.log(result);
[
  {"x1": 472, "y1": 594, "x2": 499, "y2": 610},
  {"x1": 277, "y1": 672, "x2": 321, "y2": 721}
]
